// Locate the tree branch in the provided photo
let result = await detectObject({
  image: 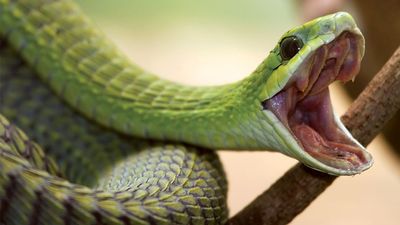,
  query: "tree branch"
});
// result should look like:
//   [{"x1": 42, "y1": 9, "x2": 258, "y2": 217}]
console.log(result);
[{"x1": 227, "y1": 46, "x2": 400, "y2": 225}]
